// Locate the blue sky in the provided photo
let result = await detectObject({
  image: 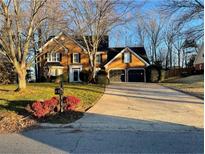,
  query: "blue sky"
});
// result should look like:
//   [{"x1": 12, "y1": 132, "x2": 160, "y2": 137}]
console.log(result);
[
  {"x1": 109, "y1": 0, "x2": 161, "y2": 47},
  {"x1": 109, "y1": 0, "x2": 203, "y2": 50}
]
